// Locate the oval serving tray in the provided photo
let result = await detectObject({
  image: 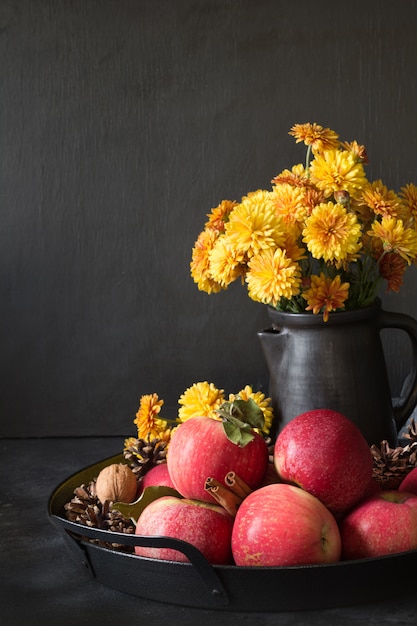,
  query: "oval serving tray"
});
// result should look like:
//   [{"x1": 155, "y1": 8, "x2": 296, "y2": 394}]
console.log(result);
[{"x1": 48, "y1": 453, "x2": 417, "y2": 612}]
